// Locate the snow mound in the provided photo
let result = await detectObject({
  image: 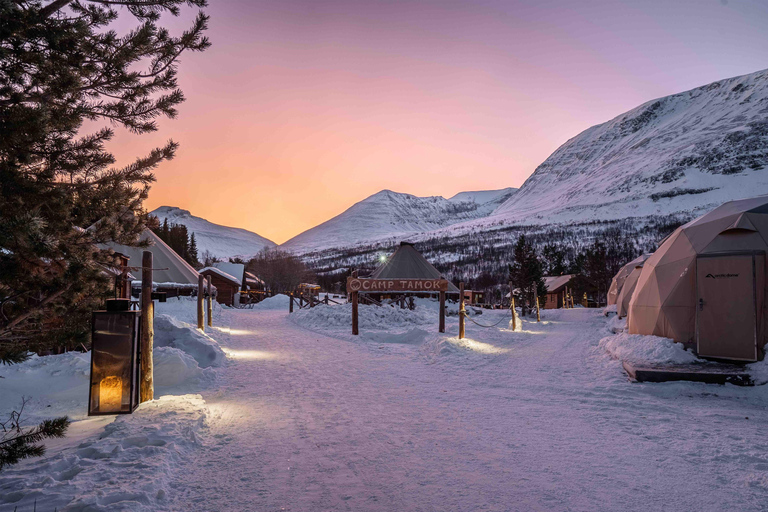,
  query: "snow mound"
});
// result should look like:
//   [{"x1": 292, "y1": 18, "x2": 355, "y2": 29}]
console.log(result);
[
  {"x1": 291, "y1": 303, "x2": 432, "y2": 331},
  {"x1": 154, "y1": 346, "x2": 216, "y2": 392},
  {"x1": 154, "y1": 314, "x2": 226, "y2": 368},
  {"x1": 605, "y1": 315, "x2": 628, "y2": 334},
  {"x1": 599, "y1": 332, "x2": 700, "y2": 365},
  {"x1": 0, "y1": 394, "x2": 208, "y2": 512},
  {"x1": 0, "y1": 352, "x2": 91, "y2": 422},
  {"x1": 253, "y1": 294, "x2": 290, "y2": 310}
]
